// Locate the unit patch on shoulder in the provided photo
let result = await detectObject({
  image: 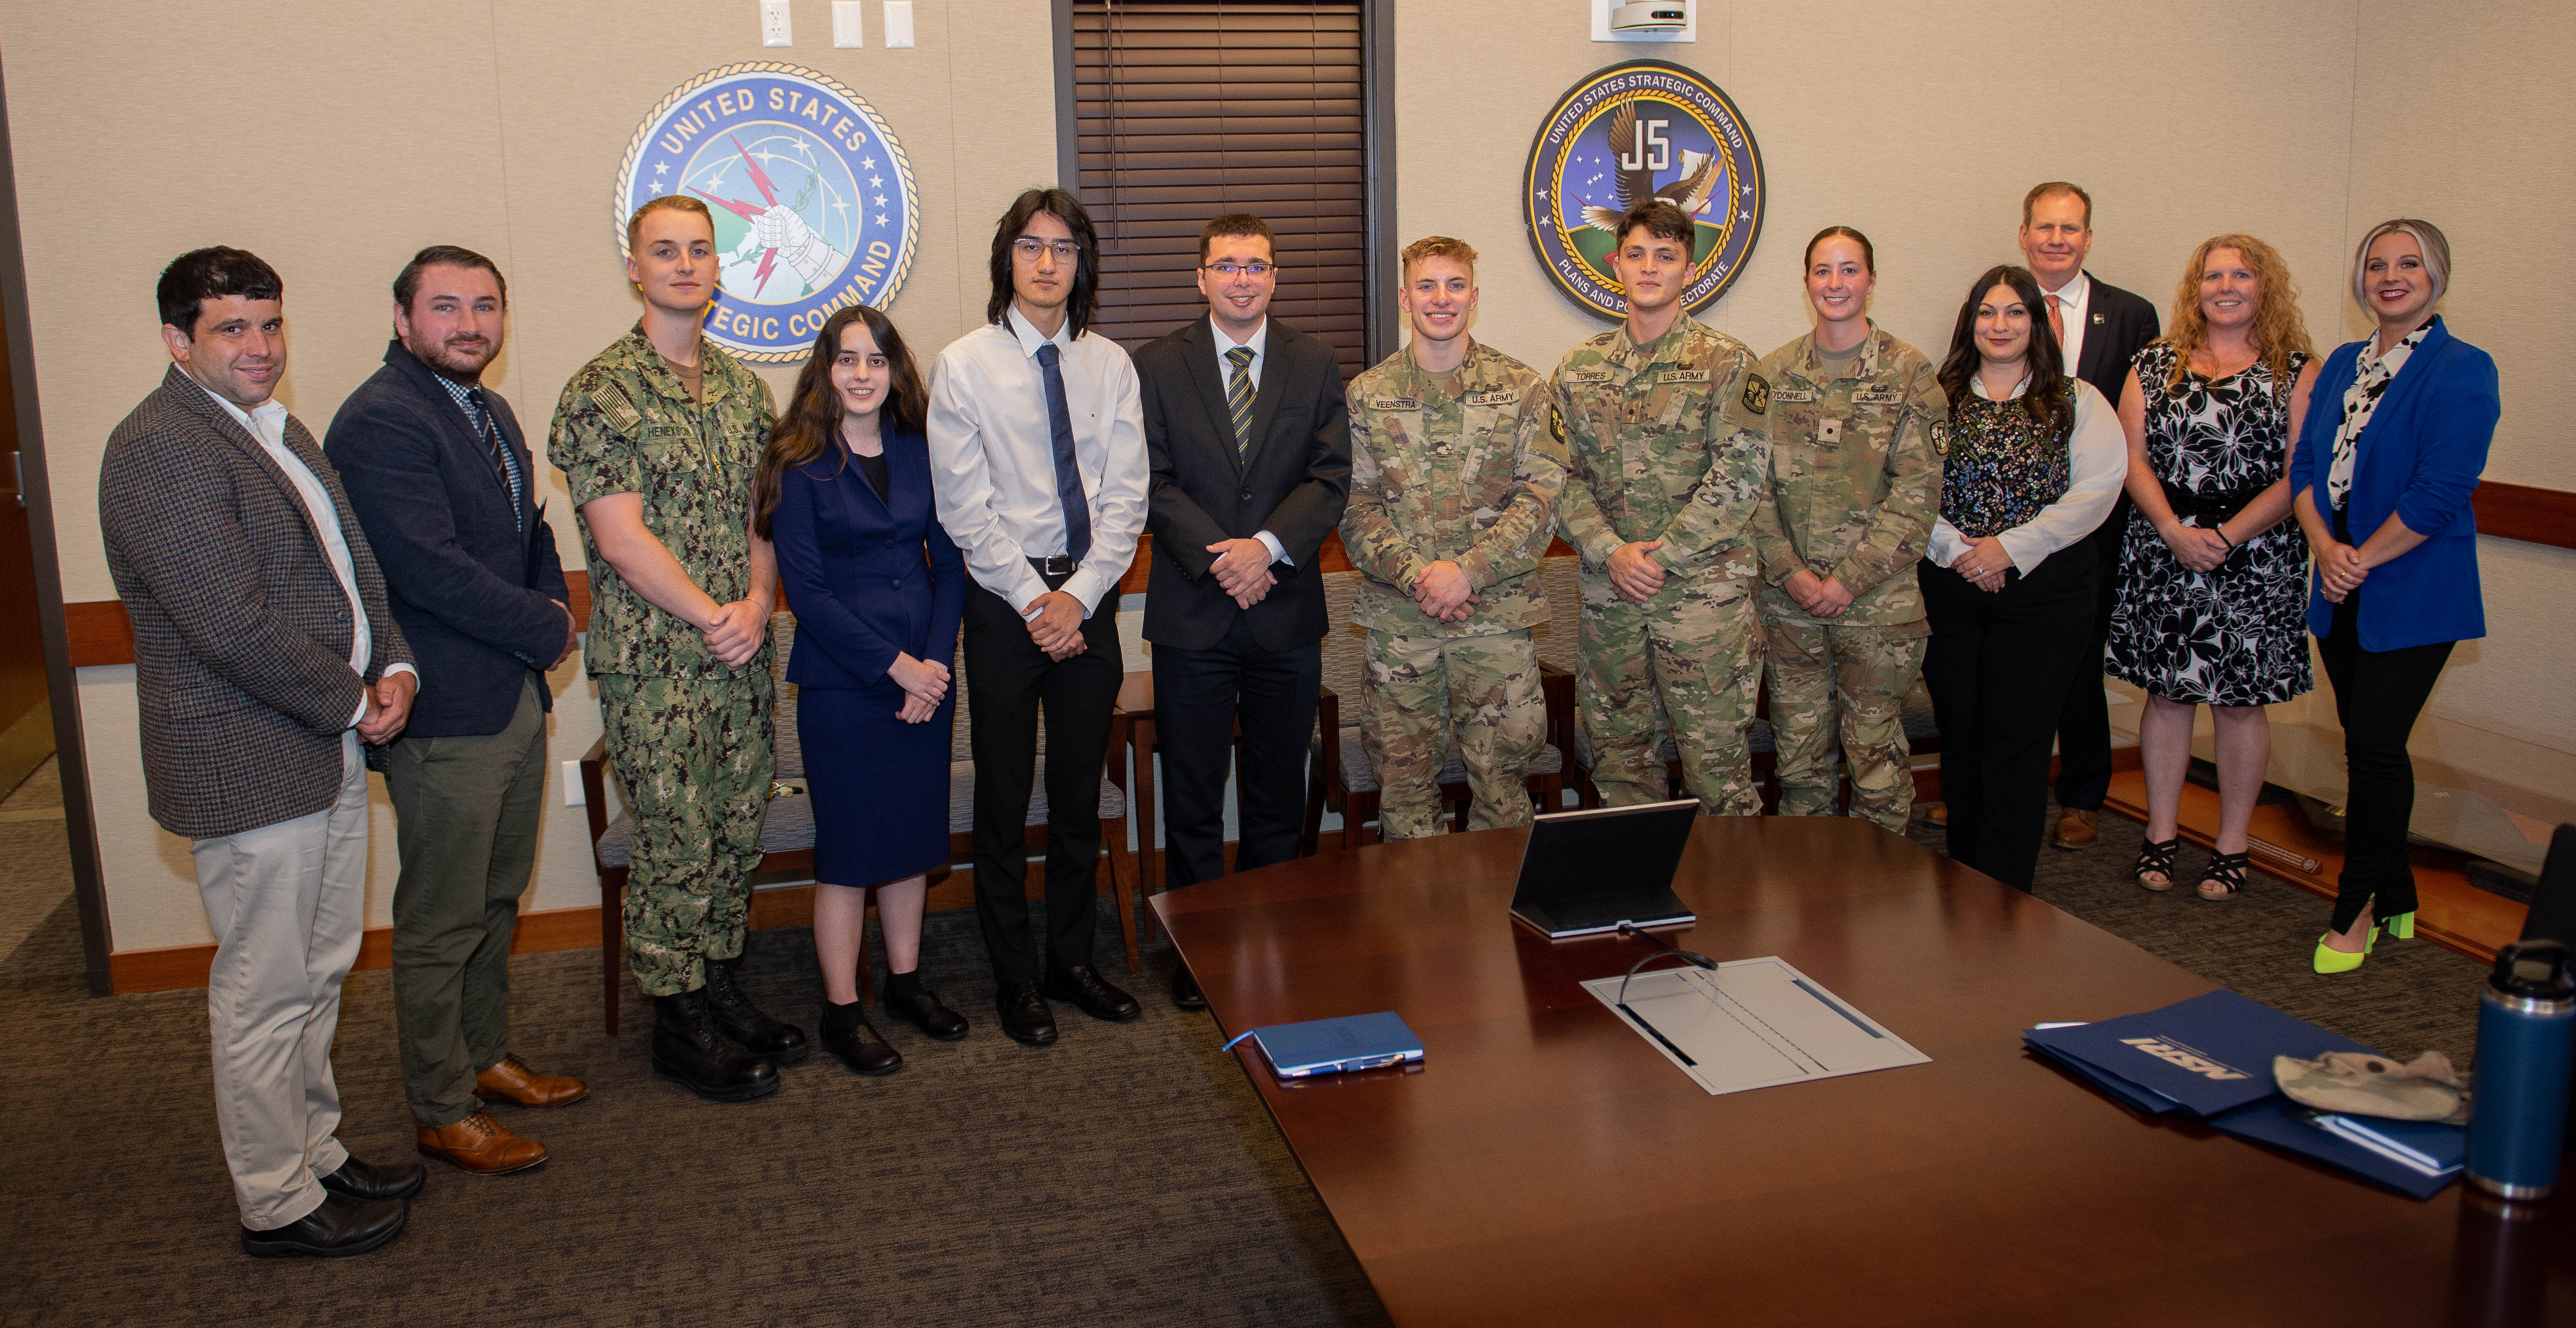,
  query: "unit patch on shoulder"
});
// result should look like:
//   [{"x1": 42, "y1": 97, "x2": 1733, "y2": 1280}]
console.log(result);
[
  {"x1": 1740, "y1": 373, "x2": 1770, "y2": 413},
  {"x1": 1931, "y1": 421, "x2": 1950, "y2": 455}
]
